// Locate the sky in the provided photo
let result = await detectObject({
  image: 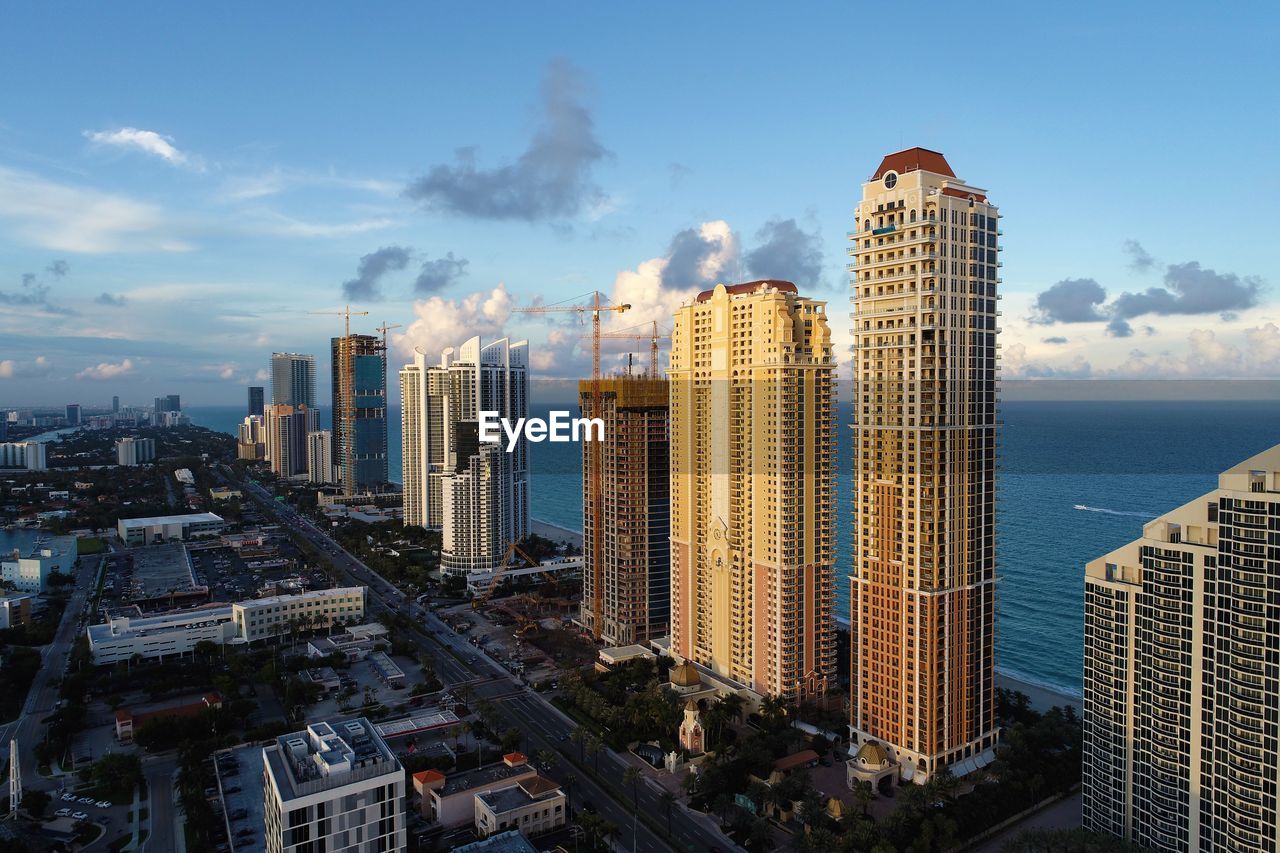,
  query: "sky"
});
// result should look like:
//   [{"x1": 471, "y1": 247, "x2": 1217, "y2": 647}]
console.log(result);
[{"x1": 1, "y1": 2, "x2": 1278, "y2": 408}]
